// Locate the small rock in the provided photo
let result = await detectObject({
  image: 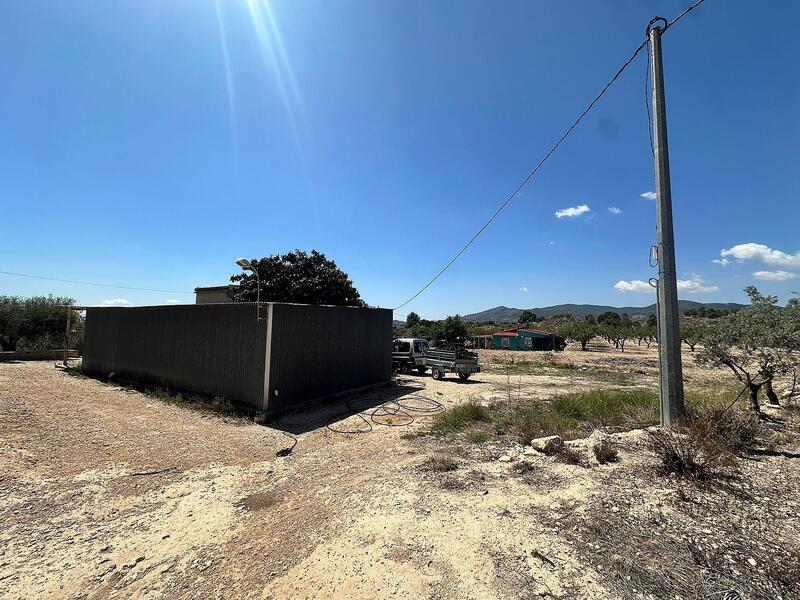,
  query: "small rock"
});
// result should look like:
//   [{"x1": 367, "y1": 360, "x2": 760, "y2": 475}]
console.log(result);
[
  {"x1": 498, "y1": 455, "x2": 513, "y2": 463},
  {"x1": 530, "y1": 435, "x2": 564, "y2": 455},
  {"x1": 748, "y1": 558, "x2": 757, "y2": 567}
]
